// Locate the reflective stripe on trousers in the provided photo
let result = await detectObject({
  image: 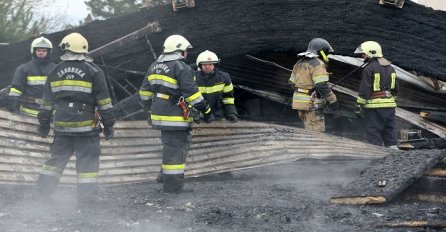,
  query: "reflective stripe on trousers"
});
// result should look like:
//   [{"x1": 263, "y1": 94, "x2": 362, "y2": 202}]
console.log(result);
[{"x1": 161, "y1": 130, "x2": 191, "y2": 192}]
